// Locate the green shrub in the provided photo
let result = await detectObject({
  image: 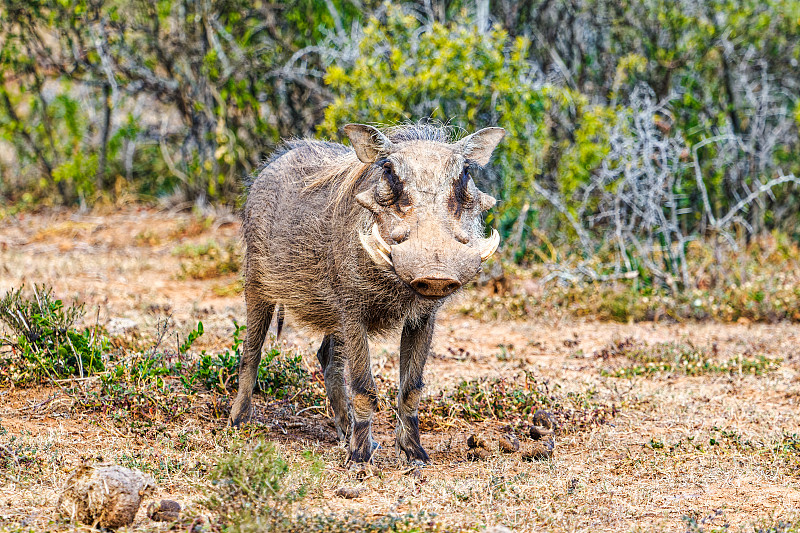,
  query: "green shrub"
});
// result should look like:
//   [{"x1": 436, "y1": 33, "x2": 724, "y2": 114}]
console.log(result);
[
  {"x1": 0, "y1": 285, "x2": 107, "y2": 384},
  {"x1": 319, "y1": 6, "x2": 554, "y2": 230},
  {"x1": 205, "y1": 440, "x2": 322, "y2": 532}
]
